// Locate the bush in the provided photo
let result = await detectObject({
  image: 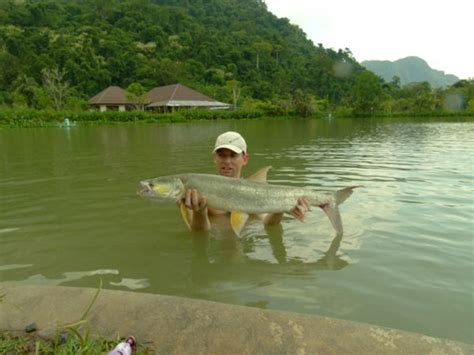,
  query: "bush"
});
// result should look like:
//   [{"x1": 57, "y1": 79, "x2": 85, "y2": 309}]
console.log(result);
[
  {"x1": 180, "y1": 109, "x2": 264, "y2": 120},
  {"x1": 0, "y1": 108, "x2": 265, "y2": 127}
]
